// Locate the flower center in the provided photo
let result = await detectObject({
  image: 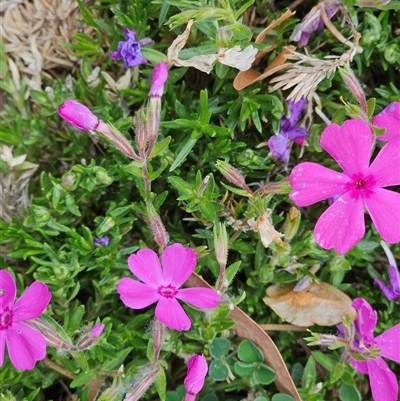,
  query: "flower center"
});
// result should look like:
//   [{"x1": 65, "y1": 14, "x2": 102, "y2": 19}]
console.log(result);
[
  {"x1": 158, "y1": 284, "x2": 178, "y2": 299},
  {"x1": 0, "y1": 307, "x2": 13, "y2": 330},
  {"x1": 354, "y1": 179, "x2": 366, "y2": 189}
]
